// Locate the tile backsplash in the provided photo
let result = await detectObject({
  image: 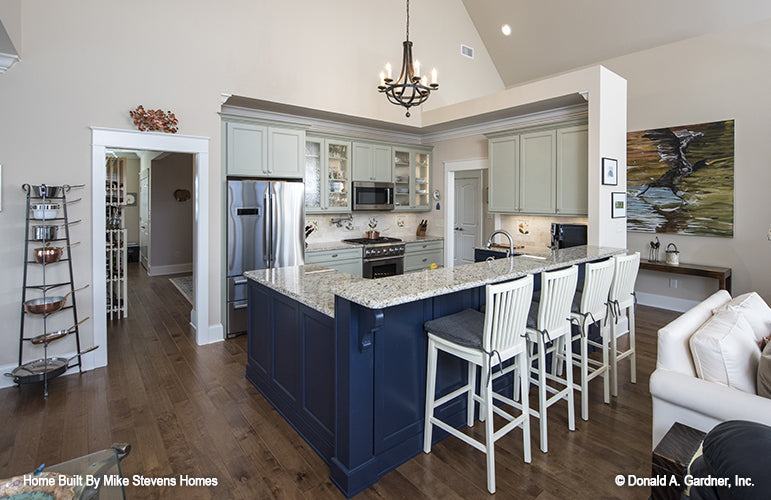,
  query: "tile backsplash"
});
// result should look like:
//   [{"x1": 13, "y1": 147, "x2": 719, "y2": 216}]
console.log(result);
[
  {"x1": 496, "y1": 214, "x2": 588, "y2": 249},
  {"x1": 306, "y1": 212, "x2": 431, "y2": 242}
]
